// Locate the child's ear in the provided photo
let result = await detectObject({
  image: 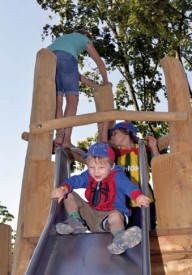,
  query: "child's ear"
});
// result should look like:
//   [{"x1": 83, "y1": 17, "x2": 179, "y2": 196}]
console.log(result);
[{"x1": 111, "y1": 163, "x2": 115, "y2": 170}]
